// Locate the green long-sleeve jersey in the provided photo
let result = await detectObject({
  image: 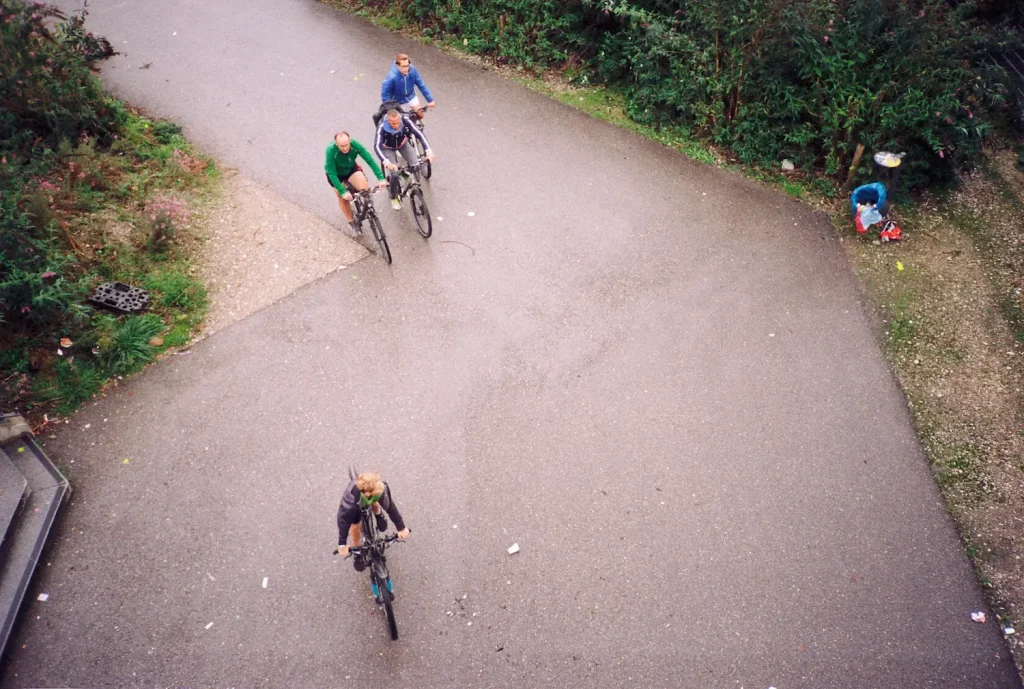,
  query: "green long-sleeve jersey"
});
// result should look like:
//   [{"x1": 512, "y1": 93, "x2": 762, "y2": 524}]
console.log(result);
[{"x1": 325, "y1": 139, "x2": 384, "y2": 192}]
